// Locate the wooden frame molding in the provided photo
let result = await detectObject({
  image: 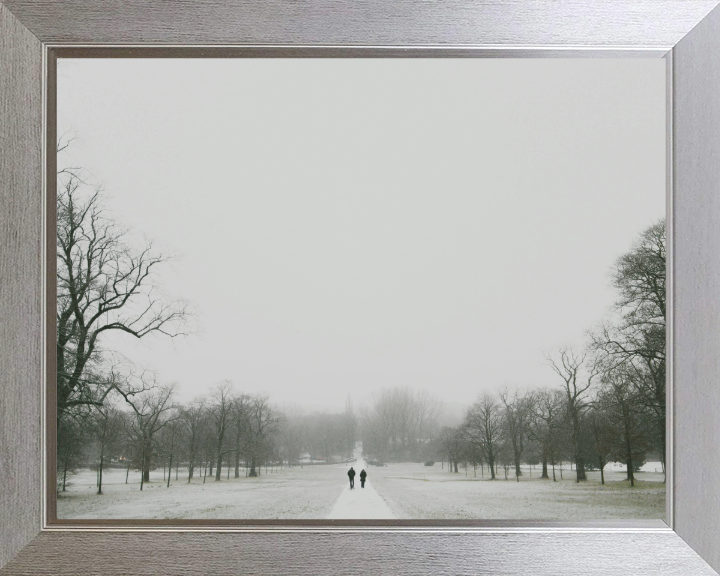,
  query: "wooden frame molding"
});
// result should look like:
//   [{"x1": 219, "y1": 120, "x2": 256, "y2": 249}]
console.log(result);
[{"x1": 2, "y1": 1, "x2": 720, "y2": 574}]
